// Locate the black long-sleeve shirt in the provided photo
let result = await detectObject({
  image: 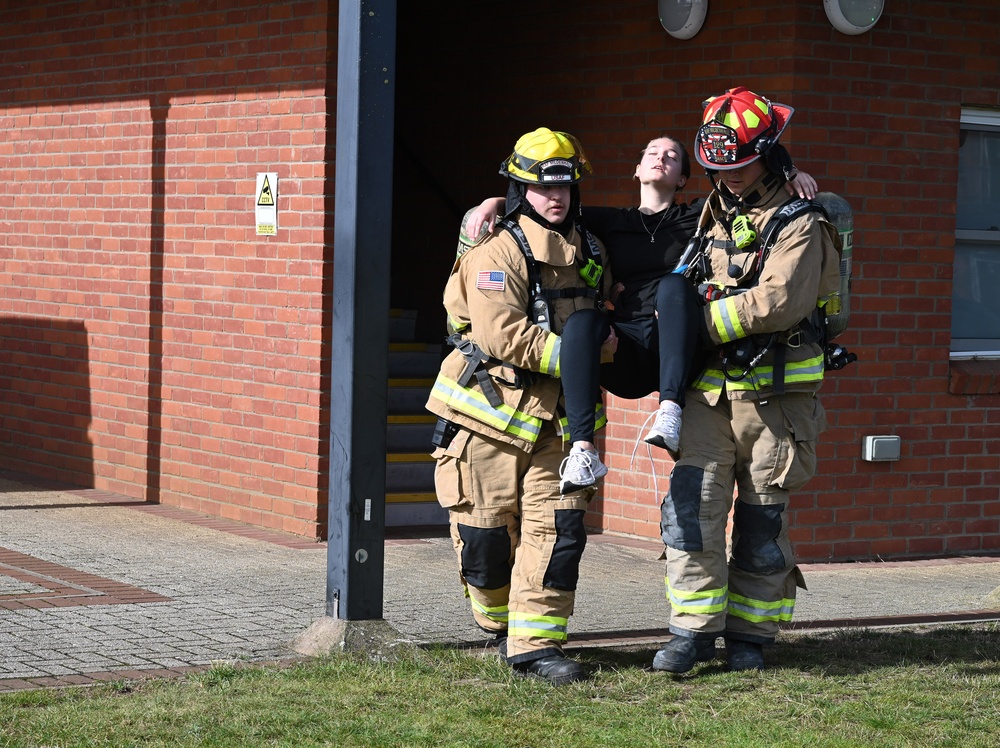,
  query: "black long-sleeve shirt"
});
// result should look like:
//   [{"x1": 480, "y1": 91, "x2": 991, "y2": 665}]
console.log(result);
[{"x1": 582, "y1": 200, "x2": 703, "y2": 323}]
